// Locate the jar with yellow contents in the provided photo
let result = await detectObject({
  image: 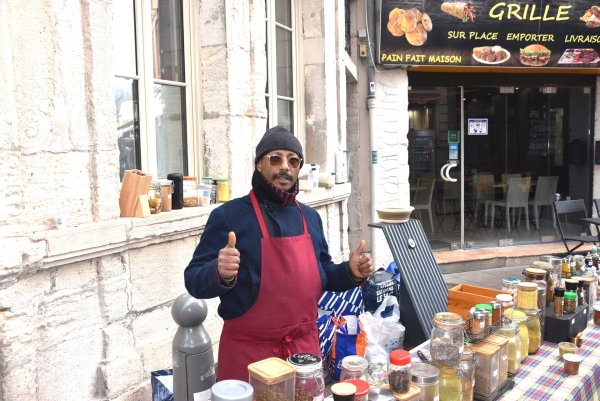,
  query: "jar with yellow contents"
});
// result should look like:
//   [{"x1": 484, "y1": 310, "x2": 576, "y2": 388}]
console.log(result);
[
  {"x1": 497, "y1": 323, "x2": 522, "y2": 374},
  {"x1": 504, "y1": 308, "x2": 528, "y2": 362},
  {"x1": 518, "y1": 307, "x2": 542, "y2": 354},
  {"x1": 438, "y1": 367, "x2": 463, "y2": 401}
]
